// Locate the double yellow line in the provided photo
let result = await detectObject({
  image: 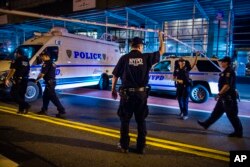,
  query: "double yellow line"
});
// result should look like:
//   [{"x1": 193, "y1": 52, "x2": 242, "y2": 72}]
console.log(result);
[{"x1": 0, "y1": 105, "x2": 229, "y2": 161}]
